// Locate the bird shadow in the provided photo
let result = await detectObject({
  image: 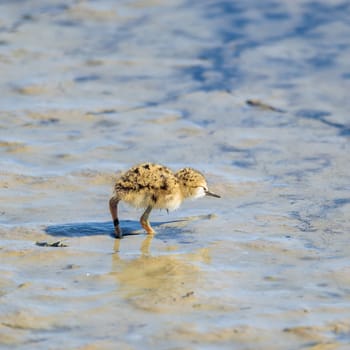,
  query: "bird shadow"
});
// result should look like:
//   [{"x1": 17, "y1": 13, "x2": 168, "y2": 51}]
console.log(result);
[{"x1": 45, "y1": 219, "x2": 187, "y2": 238}]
